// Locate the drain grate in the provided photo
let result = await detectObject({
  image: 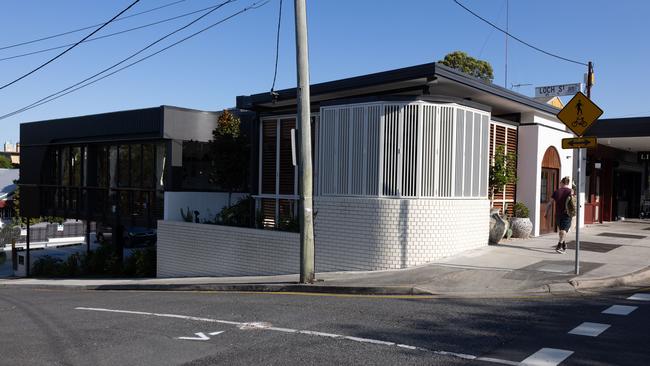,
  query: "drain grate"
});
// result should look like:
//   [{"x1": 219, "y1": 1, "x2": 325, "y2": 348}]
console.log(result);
[
  {"x1": 597, "y1": 232, "x2": 646, "y2": 239},
  {"x1": 564, "y1": 241, "x2": 620, "y2": 253}
]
